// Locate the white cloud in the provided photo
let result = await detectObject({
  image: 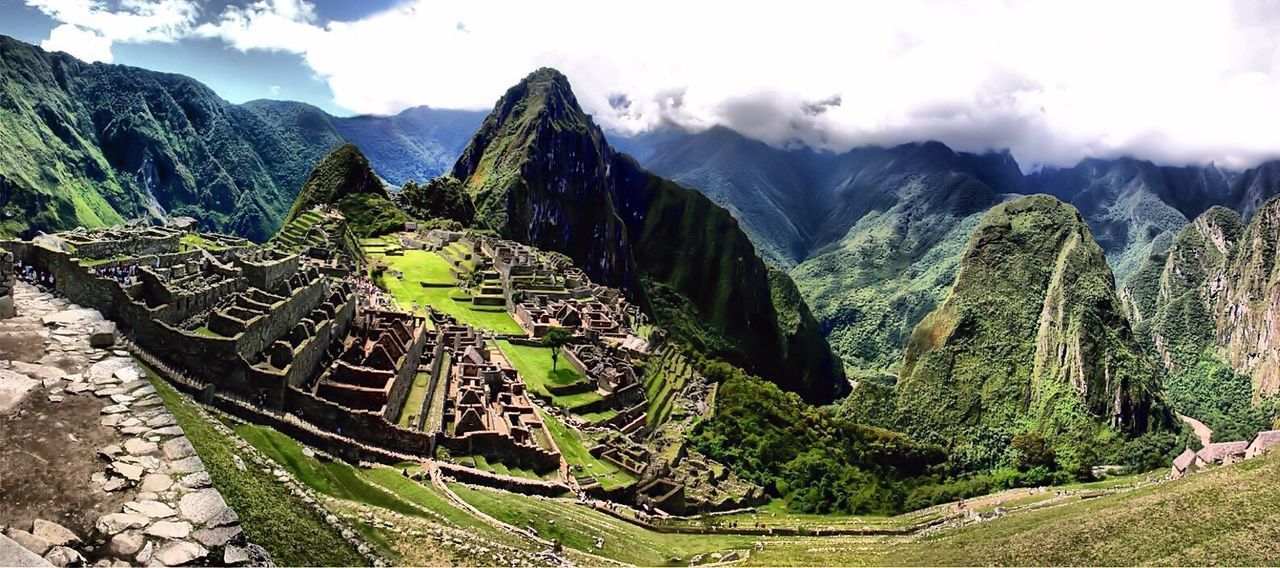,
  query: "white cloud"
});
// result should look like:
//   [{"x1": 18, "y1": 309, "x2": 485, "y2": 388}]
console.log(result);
[
  {"x1": 41, "y1": 23, "x2": 113, "y2": 62},
  {"x1": 32, "y1": 0, "x2": 1280, "y2": 169},
  {"x1": 27, "y1": 0, "x2": 199, "y2": 62}
]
